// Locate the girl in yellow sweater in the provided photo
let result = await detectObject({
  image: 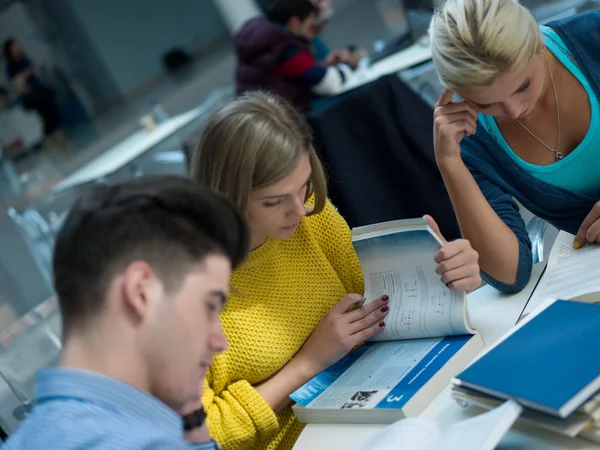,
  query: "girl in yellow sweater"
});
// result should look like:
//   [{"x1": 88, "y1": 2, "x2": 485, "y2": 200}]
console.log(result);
[{"x1": 190, "y1": 92, "x2": 481, "y2": 450}]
